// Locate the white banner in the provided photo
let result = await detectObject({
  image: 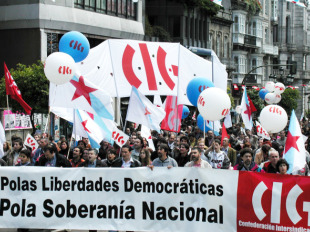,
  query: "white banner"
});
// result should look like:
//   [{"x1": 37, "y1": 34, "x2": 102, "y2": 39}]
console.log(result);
[
  {"x1": 24, "y1": 134, "x2": 39, "y2": 152},
  {"x1": 0, "y1": 167, "x2": 238, "y2": 231}
]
